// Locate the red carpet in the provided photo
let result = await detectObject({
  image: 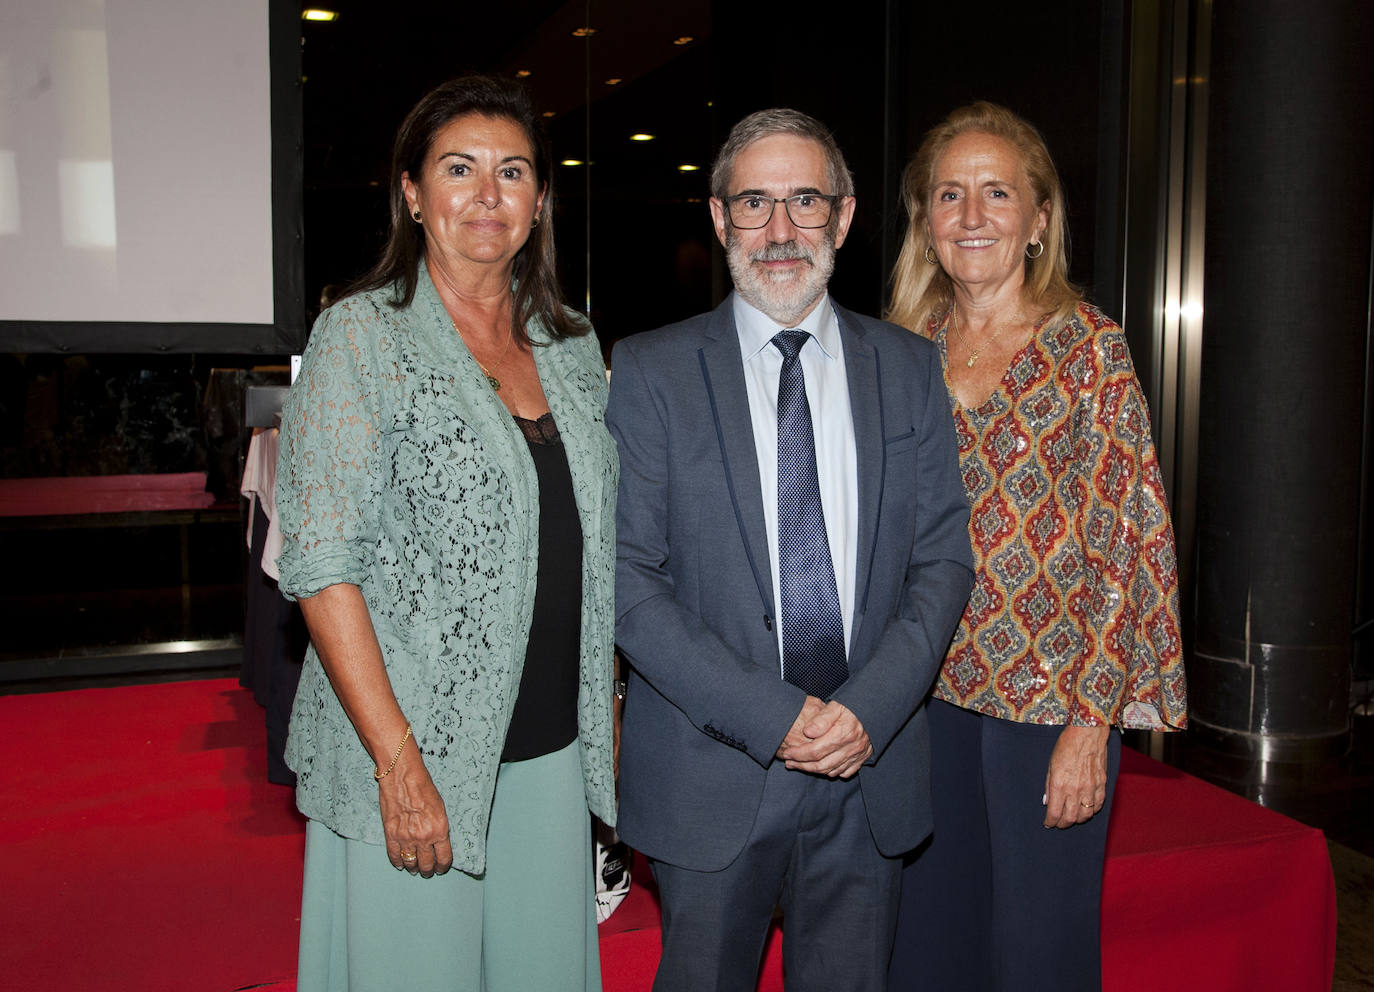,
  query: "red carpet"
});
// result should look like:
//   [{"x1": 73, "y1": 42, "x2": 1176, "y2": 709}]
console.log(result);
[
  {"x1": 0, "y1": 679, "x2": 1335, "y2": 991},
  {"x1": 0, "y1": 680, "x2": 303, "y2": 992},
  {"x1": 1101, "y1": 749, "x2": 1338, "y2": 991},
  {"x1": 0, "y1": 679, "x2": 769, "y2": 992}
]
